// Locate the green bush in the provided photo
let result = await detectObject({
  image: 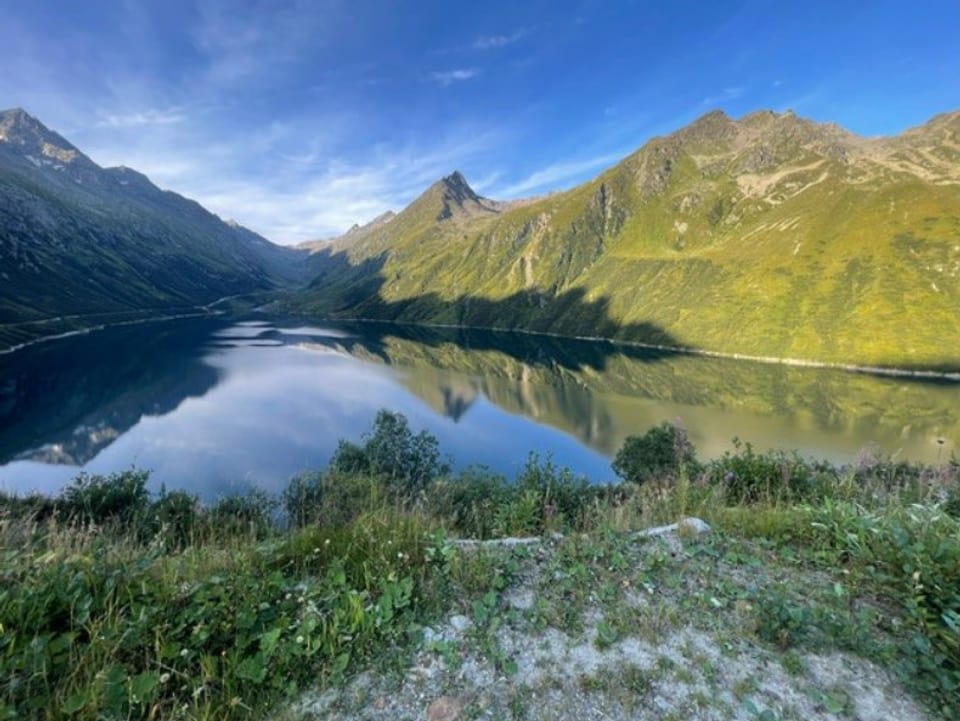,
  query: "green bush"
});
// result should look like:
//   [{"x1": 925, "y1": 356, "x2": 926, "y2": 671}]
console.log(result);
[
  {"x1": 0, "y1": 491, "x2": 57, "y2": 521},
  {"x1": 707, "y1": 438, "x2": 822, "y2": 503},
  {"x1": 516, "y1": 453, "x2": 593, "y2": 531},
  {"x1": 612, "y1": 422, "x2": 698, "y2": 485},
  {"x1": 60, "y1": 470, "x2": 150, "y2": 527},
  {"x1": 144, "y1": 488, "x2": 201, "y2": 549},
  {"x1": 330, "y1": 410, "x2": 450, "y2": 499},
  {"x1": 283, "y1": 471, "x2": 325, "y2": 528},
  {"x1": 0, "y1": 517, "x2": 426, "y2": 720},
  {"x1": 309, "y1": 470, "x2": 388, "y2": 529},
  {"x1": 208, "y1": 489, "x2": 278, "y2": 539},
  {"x1": 429, "y1": 466, "x2": 512, "y2": 539},
  {"x1": 807, "y1": 503, "x2": 960, "y2": 717}
]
